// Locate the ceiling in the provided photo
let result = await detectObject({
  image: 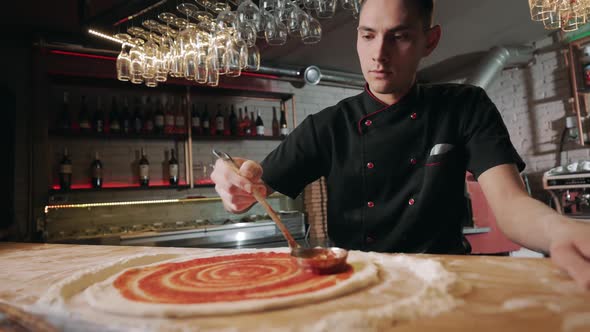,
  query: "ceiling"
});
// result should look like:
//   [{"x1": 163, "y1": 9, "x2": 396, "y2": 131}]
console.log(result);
[{"x1": 7, "y1": 0, "x2": 552, "y2": 80}]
